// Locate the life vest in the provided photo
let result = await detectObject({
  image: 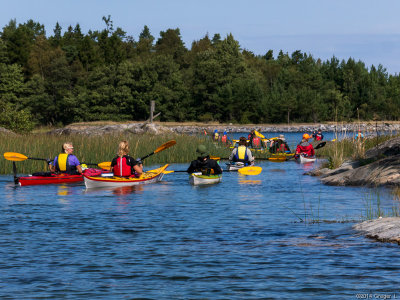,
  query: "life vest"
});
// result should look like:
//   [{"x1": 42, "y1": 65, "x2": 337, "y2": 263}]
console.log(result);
[
  {"x1": 213, "y1": 132, "x2": 219, "y2": 141},
  {"x1": 296, "y1": 142, "x2": 315, "y2": 157},
  {"x1": 234, "y1": 146, "x2": 249, "y2": 163},
  {"x1": 278, "y1": 142, "x2": 287, "y2": 152},
  {"x1": 55, "y1": 153, "x2": 76, "y2": 173},
  {"x1": 221, "y1": 135, "x2": 227, "y2": 143},
  {"x1": 252, "y1": 137, "x2": 261, "y2": 148},
  {"x1": 113, "y1": 156, "x2": 132, "y2": 177},
  {"x1": 315, "y1": 133, "x2": 323, "y2": 141}
]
